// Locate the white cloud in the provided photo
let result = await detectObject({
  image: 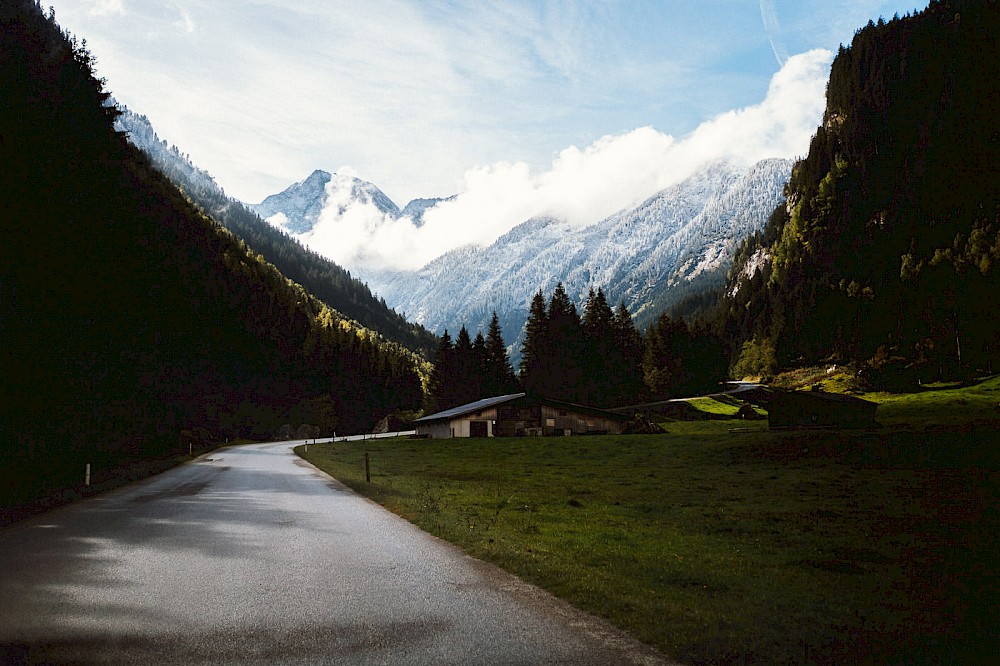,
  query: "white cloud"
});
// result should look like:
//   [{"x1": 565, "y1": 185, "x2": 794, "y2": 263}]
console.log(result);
[
  {"x1": 671, "y1": 48, "x2": 831, "y2": 166},
  {"x1": 298, "y1": 49, "x2": 833, "y2": 273},
  {"x1": 174, "y1": 5, "x2": 195, "y2": 34},
  {"x1": 759, "y1": 0, "x2": 789, "y2": 67},
  {"x1": 89, "y1": 0, "x2": 125, "y2": 16}
]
